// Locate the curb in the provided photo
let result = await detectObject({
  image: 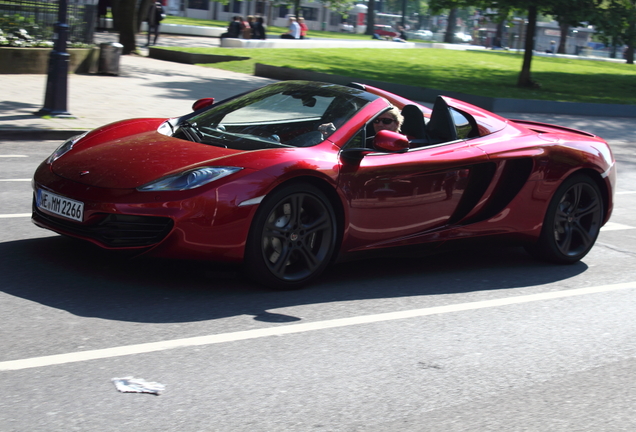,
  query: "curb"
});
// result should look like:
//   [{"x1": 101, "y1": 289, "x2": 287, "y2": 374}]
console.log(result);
[
  {"x1": 0, "y1": 129, "x2": 87, "y2": 141},
  {"x1": 148, "y1": 47, "x2": 249, "y2": 64},
  {"x1": 254, "y1": 64, "x2": 636, "y2": 118}
]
